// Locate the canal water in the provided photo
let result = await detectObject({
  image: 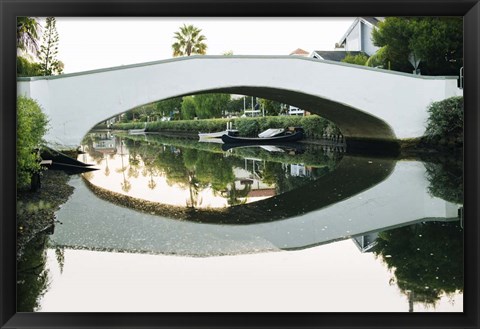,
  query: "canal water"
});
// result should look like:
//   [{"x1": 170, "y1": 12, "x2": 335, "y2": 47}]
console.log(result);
[{"x1": 18, "y1": 131, "x2": 464, "y2": 312}]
